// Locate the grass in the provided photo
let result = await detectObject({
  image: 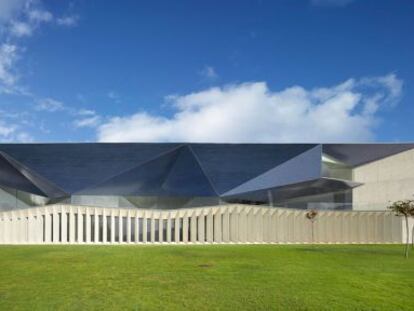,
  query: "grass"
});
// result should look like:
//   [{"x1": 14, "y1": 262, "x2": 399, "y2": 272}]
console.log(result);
[{"x1": 0, "y1": 245, "x2": 413, "y2": 311}]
